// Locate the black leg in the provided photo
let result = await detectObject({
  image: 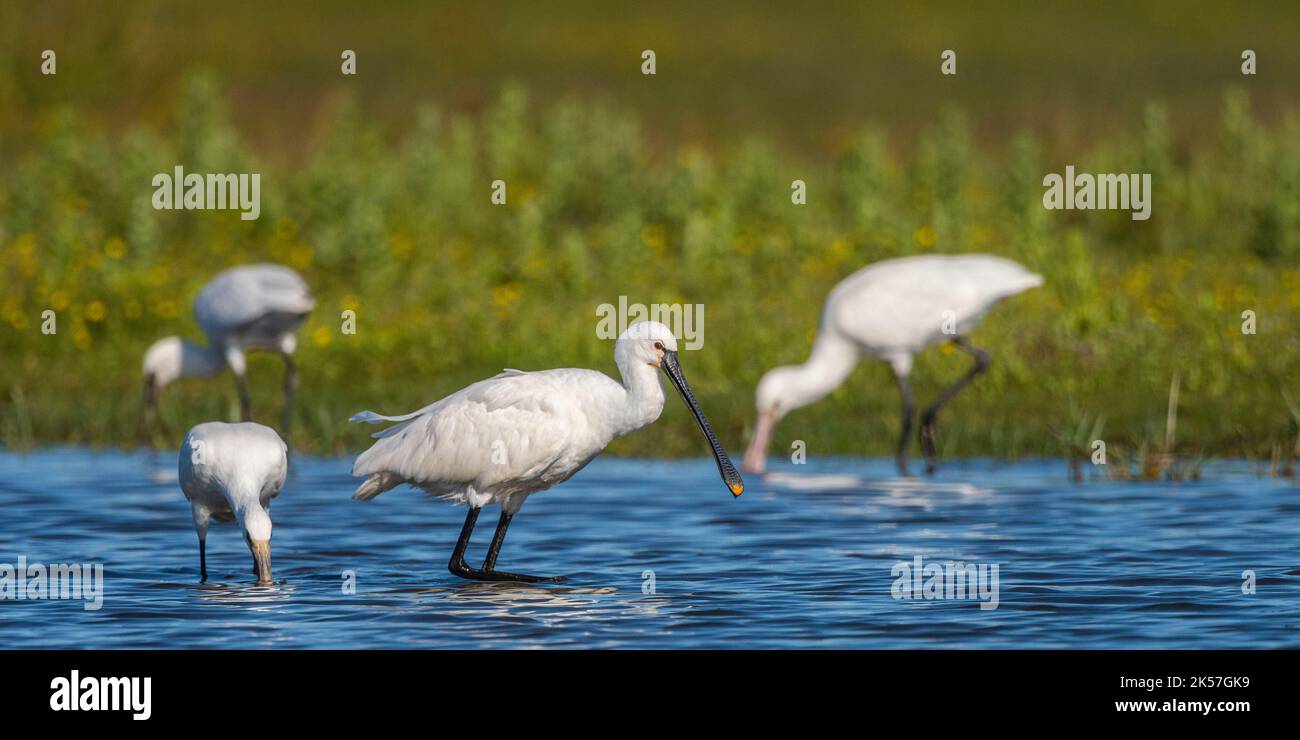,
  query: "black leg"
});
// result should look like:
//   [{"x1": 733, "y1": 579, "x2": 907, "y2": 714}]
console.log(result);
[
  {"x1": 281, "y1": 354, "x2": 297, "y2": 434},
  {"x1": 447, "y1": 506, "x2": 564, "y2": 584},
  {"x1": 483, "y1": 509, "x2": 513, "y2": 571},
  {"x1": 447, "y1": 506, "x2": 481, "y2": 574},
  {"x1": 920, "y1": 337, "x2": 990, "y2": 474},
  {"x1": 199, "y1": 538, "x2": 207, "y2": 582},
  {"x1": 235, "y1": 373, "x2": 253, "y2": 422},
  {"x1": 895, "y1": 372, "x2": 915, "y2": 476}
]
